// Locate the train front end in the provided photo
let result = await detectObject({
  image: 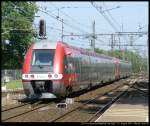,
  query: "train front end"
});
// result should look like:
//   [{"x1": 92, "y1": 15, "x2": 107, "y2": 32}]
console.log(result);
[{"x1": 22, "y1": 41, "x2": 65, "y2": 99}]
